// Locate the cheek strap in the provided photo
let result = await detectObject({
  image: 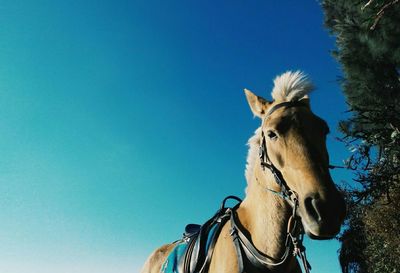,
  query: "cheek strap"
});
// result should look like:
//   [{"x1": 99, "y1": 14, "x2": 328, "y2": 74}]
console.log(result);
[{"x1": 259, "y1": 131, "x2": 293, "y2": 204}]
